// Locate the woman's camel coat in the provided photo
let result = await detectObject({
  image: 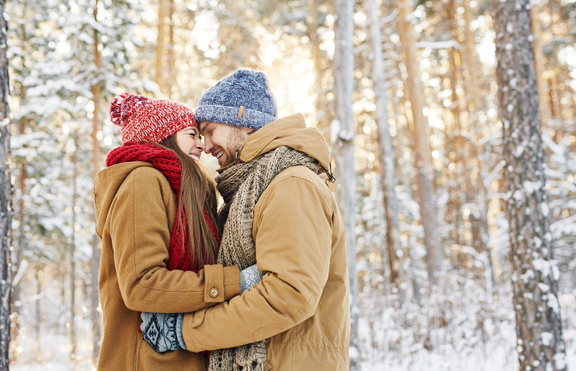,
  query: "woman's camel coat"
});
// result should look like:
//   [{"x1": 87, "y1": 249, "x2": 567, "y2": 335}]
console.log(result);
[{"x1": 94, "y1": 161, "x2": 240, "y2": 370}]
